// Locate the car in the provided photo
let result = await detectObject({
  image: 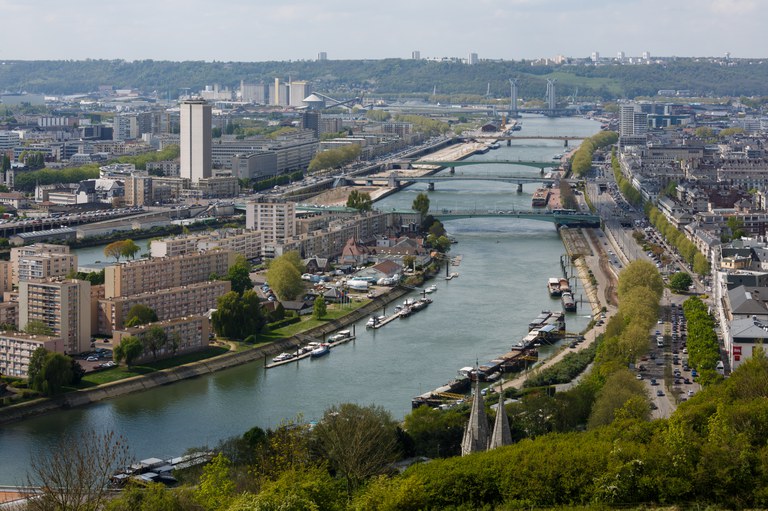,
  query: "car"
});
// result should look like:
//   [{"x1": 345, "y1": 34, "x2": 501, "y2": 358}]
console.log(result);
[
  {"x1": 656, "y1": 390, "x2": 665, "y2": 397},
  {"x1": 650, "y1": 379, "x2": 658, "y2": 385},
  {"x1": 636, "y1": 374, "x2": 643, "y2": 380},
  {"x1": 86, "y1": 356, "x2": 98, "y2": 362},
  {"x1": 688, "y1": 390, "x2": 694, "y2": 396}
]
